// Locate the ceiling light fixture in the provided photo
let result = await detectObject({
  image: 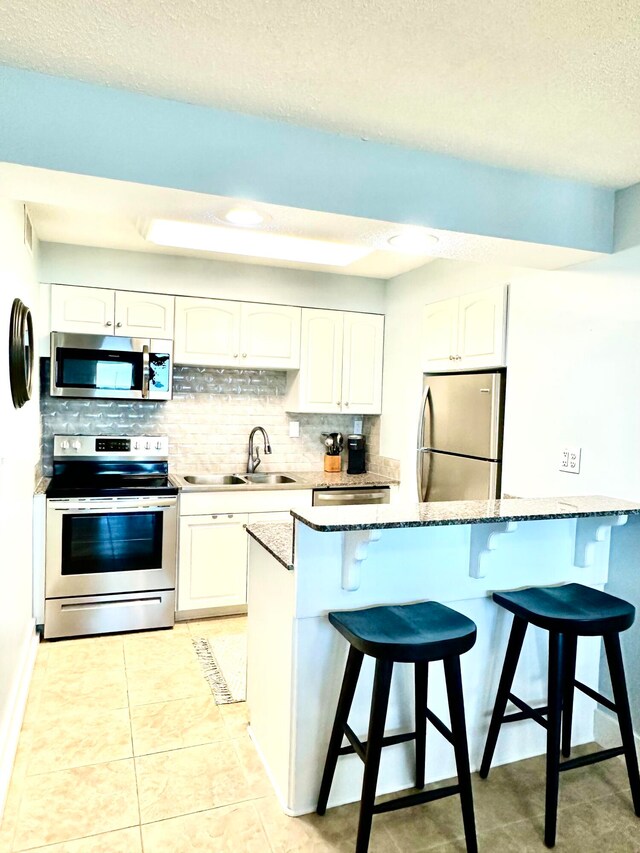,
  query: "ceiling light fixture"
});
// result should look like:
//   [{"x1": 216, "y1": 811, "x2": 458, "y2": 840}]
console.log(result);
[
  {"x1": 386, "y1": 231, "x2": 440, "y2": 254},
  {"x1": 224, "y1": 208, "x2": 265, "y2": 227},
  {"x1": 144, "y1": 219, "x2": 371, "y2": 267}
]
